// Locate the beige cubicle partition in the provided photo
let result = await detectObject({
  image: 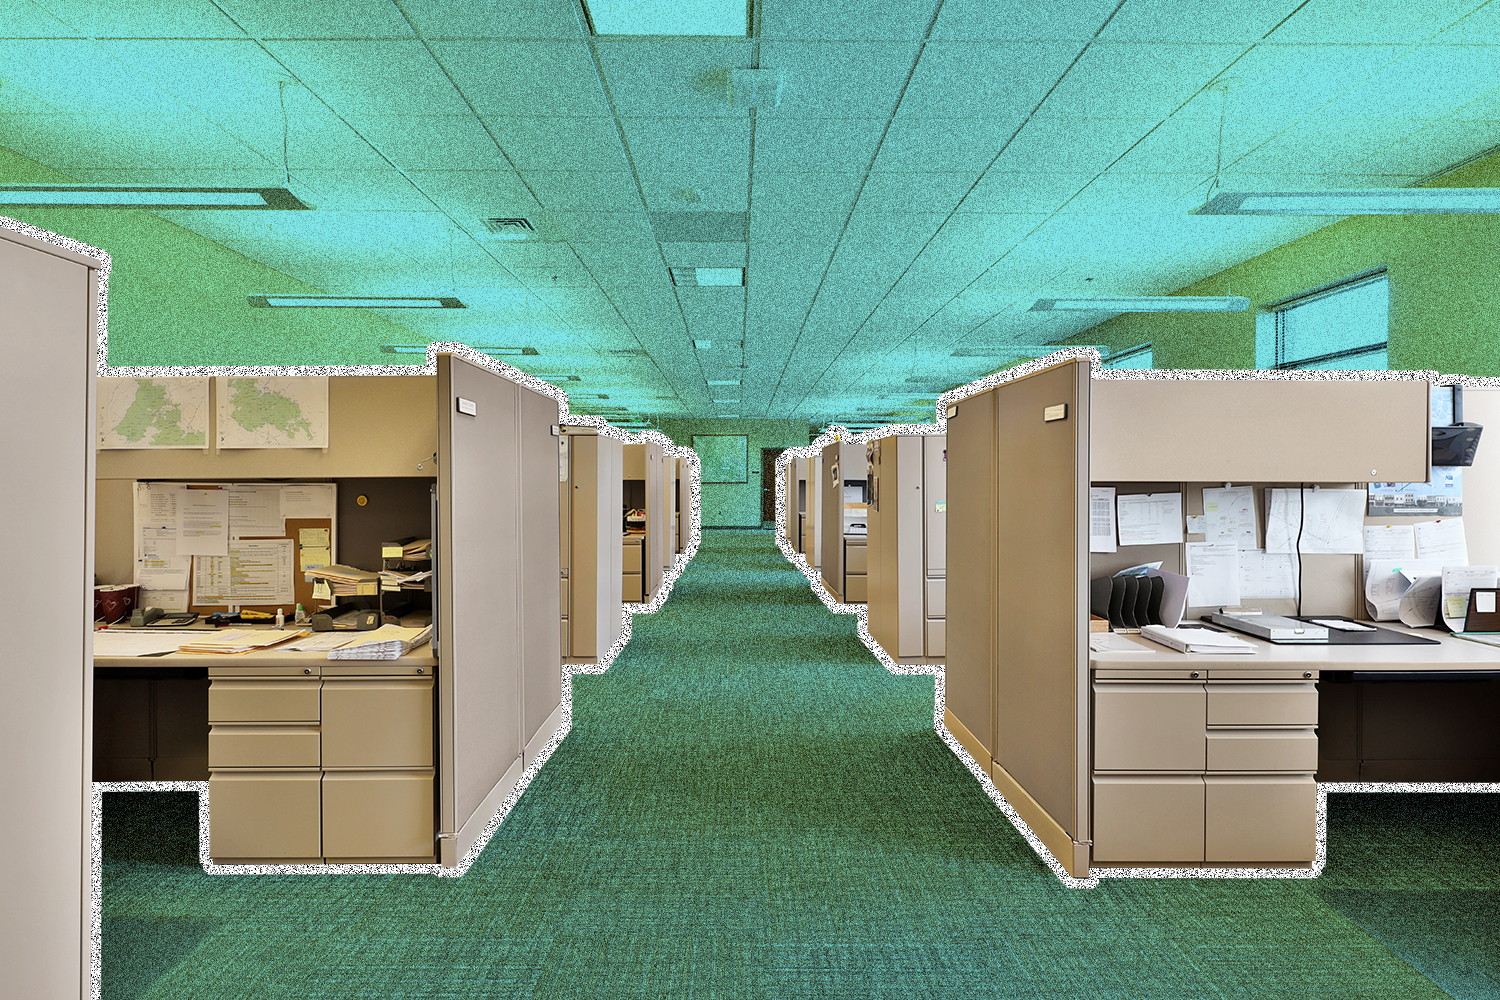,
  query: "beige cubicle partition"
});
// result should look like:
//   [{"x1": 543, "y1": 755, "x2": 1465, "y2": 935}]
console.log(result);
[
  {"x1": 867, "y1": 434, "x2": 946, "y2": 660},
  {"x1": 947, "y1": 362, "x2": 1433, "y2": 877},
  {"x1": 622, "y1": 442, "x2": 664, "y2": 603},
  {"x1": 2, "y1": 226, "x2": 100, "y2": 999},
  {"x1": 819, "y1": 440, "x2": 867, "y2": 602},
  {"x1": 561, "y1": 427, "x2": 623, "y2": 661}
]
